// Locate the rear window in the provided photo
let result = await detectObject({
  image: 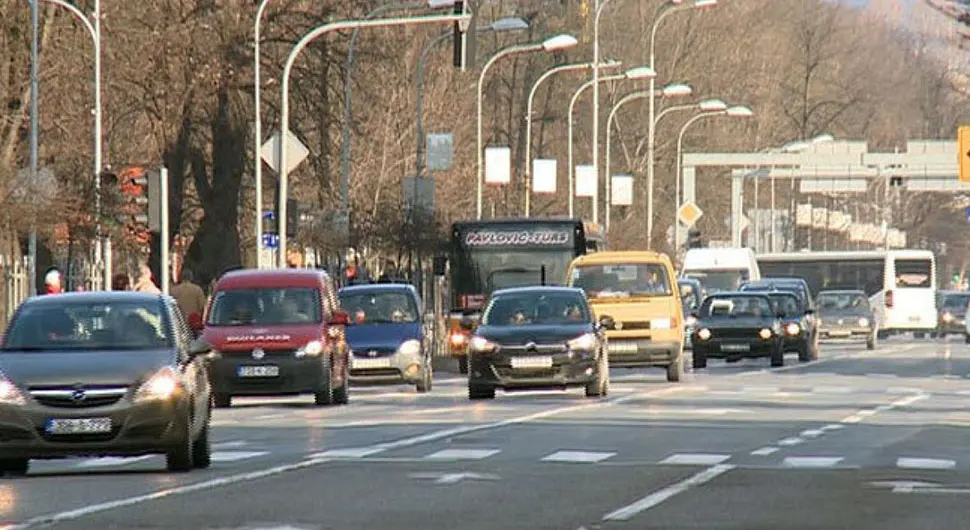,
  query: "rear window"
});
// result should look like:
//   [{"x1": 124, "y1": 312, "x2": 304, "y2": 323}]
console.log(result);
[
  {"x1": 208, "y1": 287, "x2": 321, "y2": 326},
  {"x1": 894, "y1": 259, "x2": 932, "y2": 288}
]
